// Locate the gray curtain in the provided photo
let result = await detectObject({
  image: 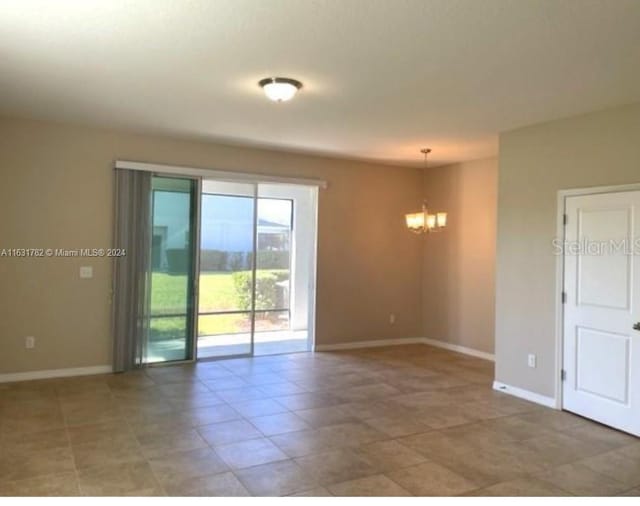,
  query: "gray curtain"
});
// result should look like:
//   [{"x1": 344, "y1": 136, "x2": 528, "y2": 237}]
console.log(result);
[{"x1": 112, "y1": 169, "x2": 152, "y2": 372}]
